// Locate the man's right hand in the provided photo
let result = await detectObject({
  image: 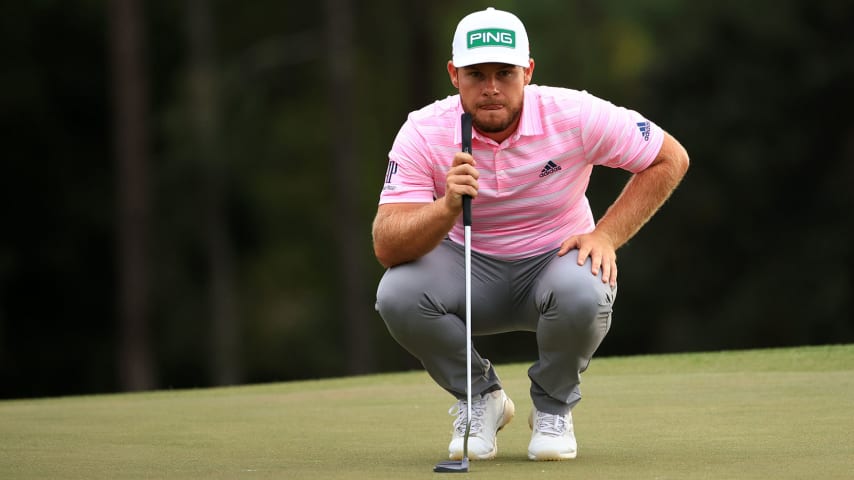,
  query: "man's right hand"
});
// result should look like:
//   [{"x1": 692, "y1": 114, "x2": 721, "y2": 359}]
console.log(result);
[{"x1": 443, "y1": 152, "x2": 479, "y2": 211}]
